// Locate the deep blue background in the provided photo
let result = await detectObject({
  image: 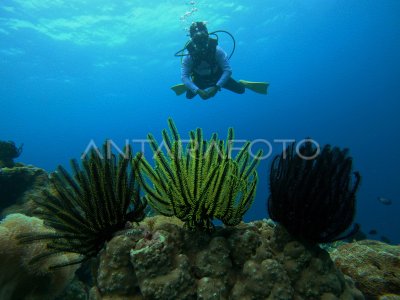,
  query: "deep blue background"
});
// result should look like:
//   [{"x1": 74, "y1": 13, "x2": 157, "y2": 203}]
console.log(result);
[{"x1": 1, "y1": 0, "x2": 399, "y2": 243}]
